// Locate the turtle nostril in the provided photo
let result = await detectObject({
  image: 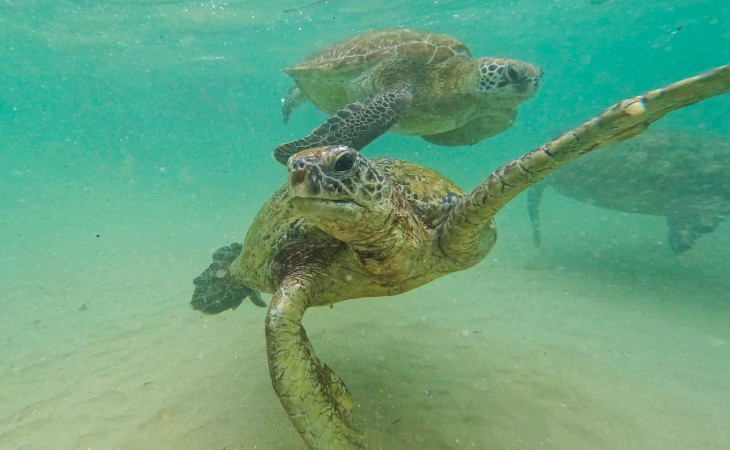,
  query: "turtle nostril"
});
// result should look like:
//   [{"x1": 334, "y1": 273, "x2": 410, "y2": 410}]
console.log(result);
[{"x1": 289, "y1": 168, "x2": 307, "y2": 186}]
